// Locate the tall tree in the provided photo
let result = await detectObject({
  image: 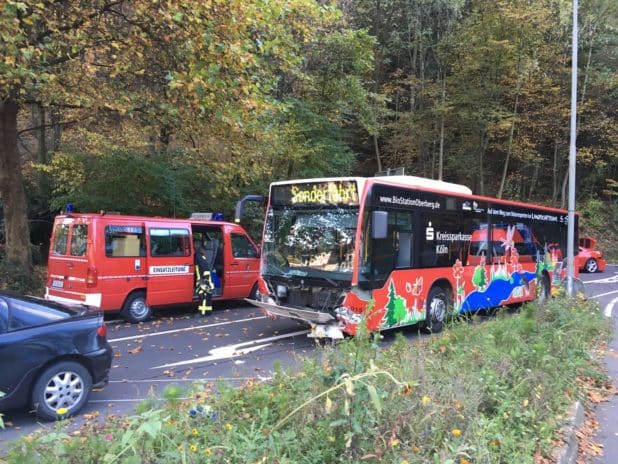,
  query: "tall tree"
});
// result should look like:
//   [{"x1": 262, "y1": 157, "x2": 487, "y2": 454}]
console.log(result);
[{"x1": 0, "y1": 0, "x2": 337, "y2": 275}]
